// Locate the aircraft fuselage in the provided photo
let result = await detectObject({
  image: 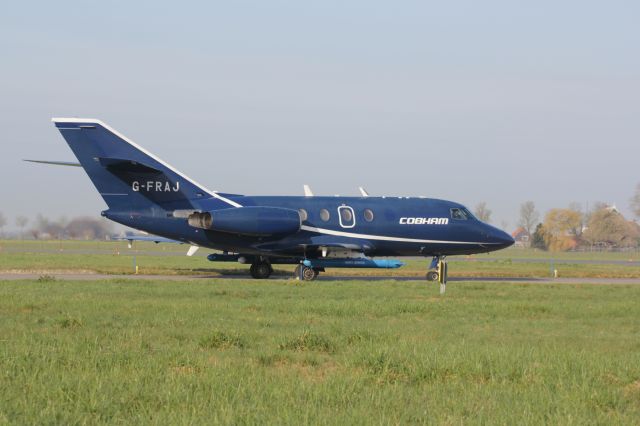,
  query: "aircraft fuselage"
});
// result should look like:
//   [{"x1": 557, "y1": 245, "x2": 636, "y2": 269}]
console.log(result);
[{"x1": 104, "y1": 195, "x2": 514, "y2": 259}]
